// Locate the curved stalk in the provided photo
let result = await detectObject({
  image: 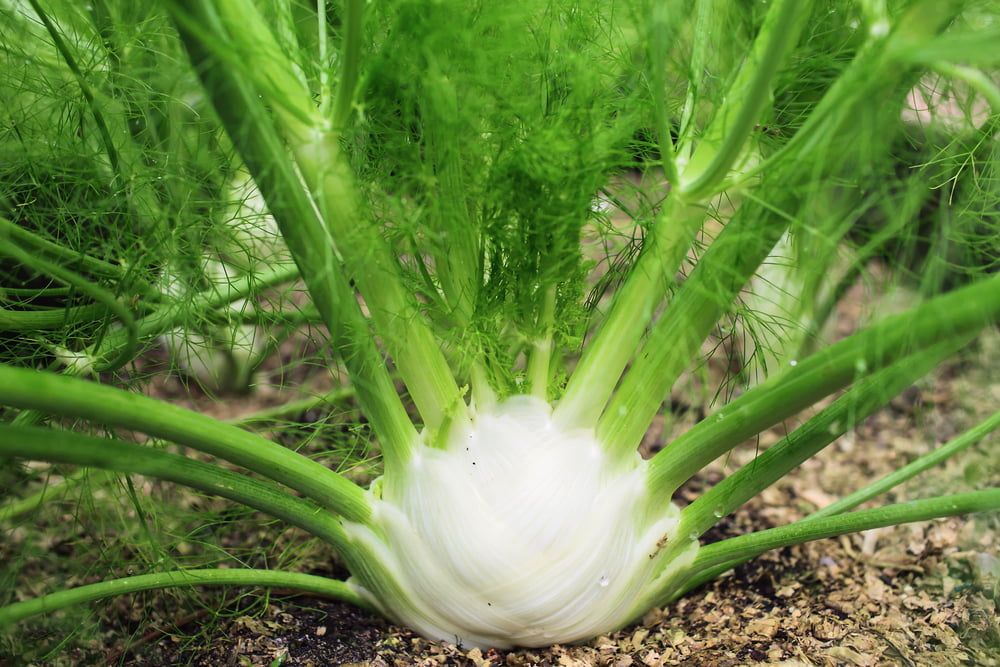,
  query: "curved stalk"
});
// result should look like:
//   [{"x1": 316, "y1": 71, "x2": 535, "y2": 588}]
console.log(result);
[
  {"x1": 678, "y1": 0, "x2": 812, "y2": 199},
  {"x1": 599, "y1": 200, "x2": 788, "y2": 458},
  {"x1": 0, "y1": 303, "x2": 109, "y2": 332},
  {"x1": 0, "y1": 365, "x2": 370, "y2": 522},
  {"x1": 167, "y1": 2, "x2": 420, "y2": 475},
  {"x1": 808, "y1": 409, "x2": 1000, "y2": 519},
  {"x1": 679, "y1": 338, "x2": 965, "y2": 541},
  {"x1": 94, "y1": 262, "x2": 299, "y2": 363},
  {"x1": 661, "y1": 488, "x2": 1000, "y2": 604},
  {"x1": 0, "y1": 384, "x2": 358, "y2": 522},
  {"x1": 0, "y1": 424, "x2": 355, "y2": 550},
  {"x1": 0, "y1": 569, "x2": 368, "y2": 627},
  {"x1": 331, "y1": 0, "x2": 364, "y2": 129},
  {"x1": 170, "y1": 0, "x2": 468, "y2": 443},
  {"x1": 647, "y1": 273, "x2": 1000, "y2": 501},
  {"x1": 0, "y1": 217, "x2": 156, "y2": 297},
  {"x1": 0, "y1": 234, "x2": 138, "y2": 372}
]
